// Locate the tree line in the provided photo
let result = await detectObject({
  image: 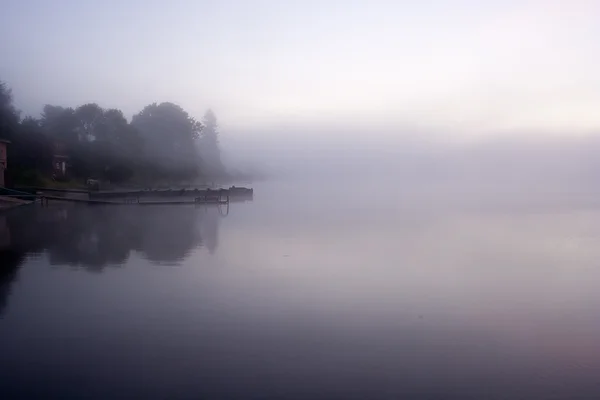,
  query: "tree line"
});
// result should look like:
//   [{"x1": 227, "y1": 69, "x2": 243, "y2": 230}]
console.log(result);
[{"x1": 0, "y1": 80, "x2": 225, "y2": 187}]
